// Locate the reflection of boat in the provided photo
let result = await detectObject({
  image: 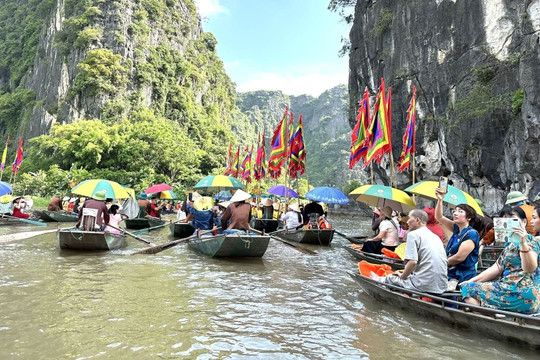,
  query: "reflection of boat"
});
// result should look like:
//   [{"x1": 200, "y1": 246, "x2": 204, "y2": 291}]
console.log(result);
[
  {"x1": 58, "y1": 228, "x2": 127, "y2": 250},
  {"x1": 40, "y1": 210, "x2": 78, "y2": 222},
  {"x1": 124, "y1": 217, "x2": 165, "y2": 230},
  {"x1": 169, "y1": 222, "x2": 195, "y2": 238},
  {"x1": 249, "y1": 218, "x2": 283, "y2": 233},
  {"x1": 343, "y1": 246, "x2": 405, "y2": 270},
  {"x1": 350, "y1": 272, "x2": 540, "y2": 349},
  {"x1": 276, "y1": 228, "x2": 334, "y2": 246},
  {"x1": 188, "y1": 233, "x2": 270, "y2": 257}
]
